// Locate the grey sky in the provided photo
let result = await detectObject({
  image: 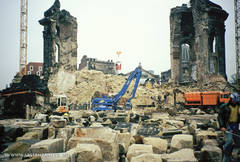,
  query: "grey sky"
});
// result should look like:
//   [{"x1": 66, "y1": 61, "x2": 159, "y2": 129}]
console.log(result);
[{"x1": 0, "y1": 0, "x2": 235, "y2": 90}]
